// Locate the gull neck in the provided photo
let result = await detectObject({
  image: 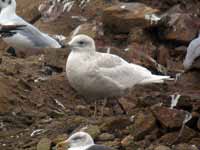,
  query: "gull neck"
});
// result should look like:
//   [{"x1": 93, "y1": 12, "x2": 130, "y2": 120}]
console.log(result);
[{"x1": 0, "y1": 5, "x2": 16, "y2": 17}]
